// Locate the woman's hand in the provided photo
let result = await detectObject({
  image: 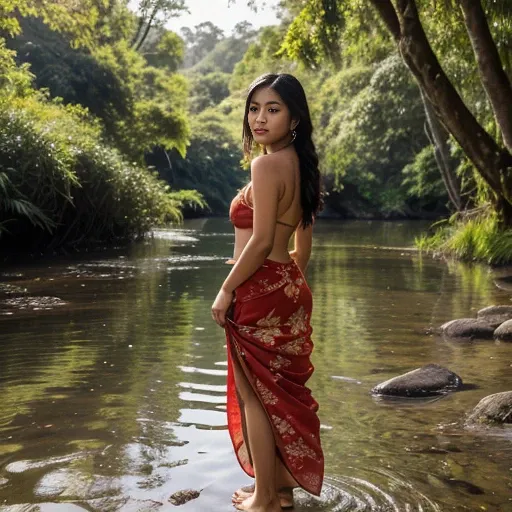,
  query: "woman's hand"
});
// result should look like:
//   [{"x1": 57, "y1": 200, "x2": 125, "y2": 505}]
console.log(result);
[{"x1": 211, "y1": 288, "x2": 234, "y2": 327}]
